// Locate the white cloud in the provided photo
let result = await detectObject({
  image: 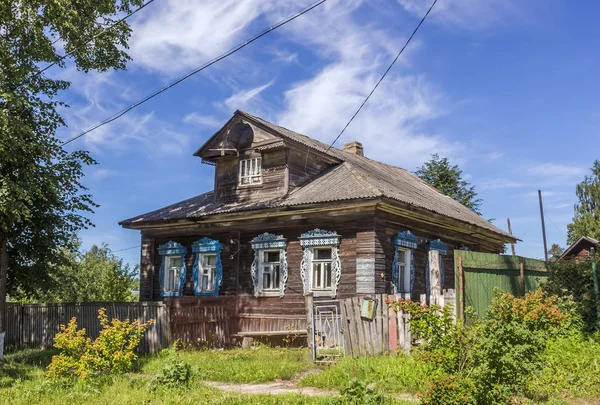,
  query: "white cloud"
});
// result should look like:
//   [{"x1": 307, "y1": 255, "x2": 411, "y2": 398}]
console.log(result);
[
  {"x1": 223, "y1": 80, "x2": 275, "y2": 112},
  {"x1": 128, "y1": 0, "x2": 279, "y2": 75},
  {"x1": 397, "y1": 0, "x2": 522, "y2": 30},
  {"x1": 183, "y1": 113, "x2": 223, "y2": 128},
  {"x1": 480, "y1": 179, "x2": 524, "y2": 190},
  {"x1": 91, "y1": 168, "x2": 118, "y2": 179},
  {"x1": 520, "y1": 163, "x2": 586, "y2": 187}
]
